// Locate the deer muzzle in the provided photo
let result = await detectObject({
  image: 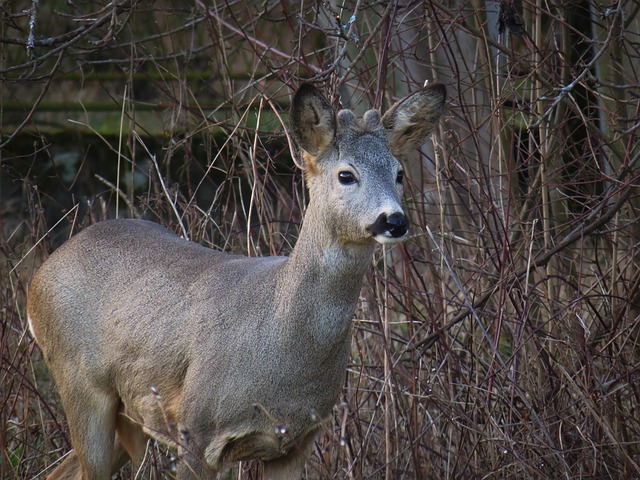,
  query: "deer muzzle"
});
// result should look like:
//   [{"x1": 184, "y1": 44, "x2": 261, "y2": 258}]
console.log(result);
[{"x1": 367, "y1": 212, "x2": 409, "y2": 243}]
